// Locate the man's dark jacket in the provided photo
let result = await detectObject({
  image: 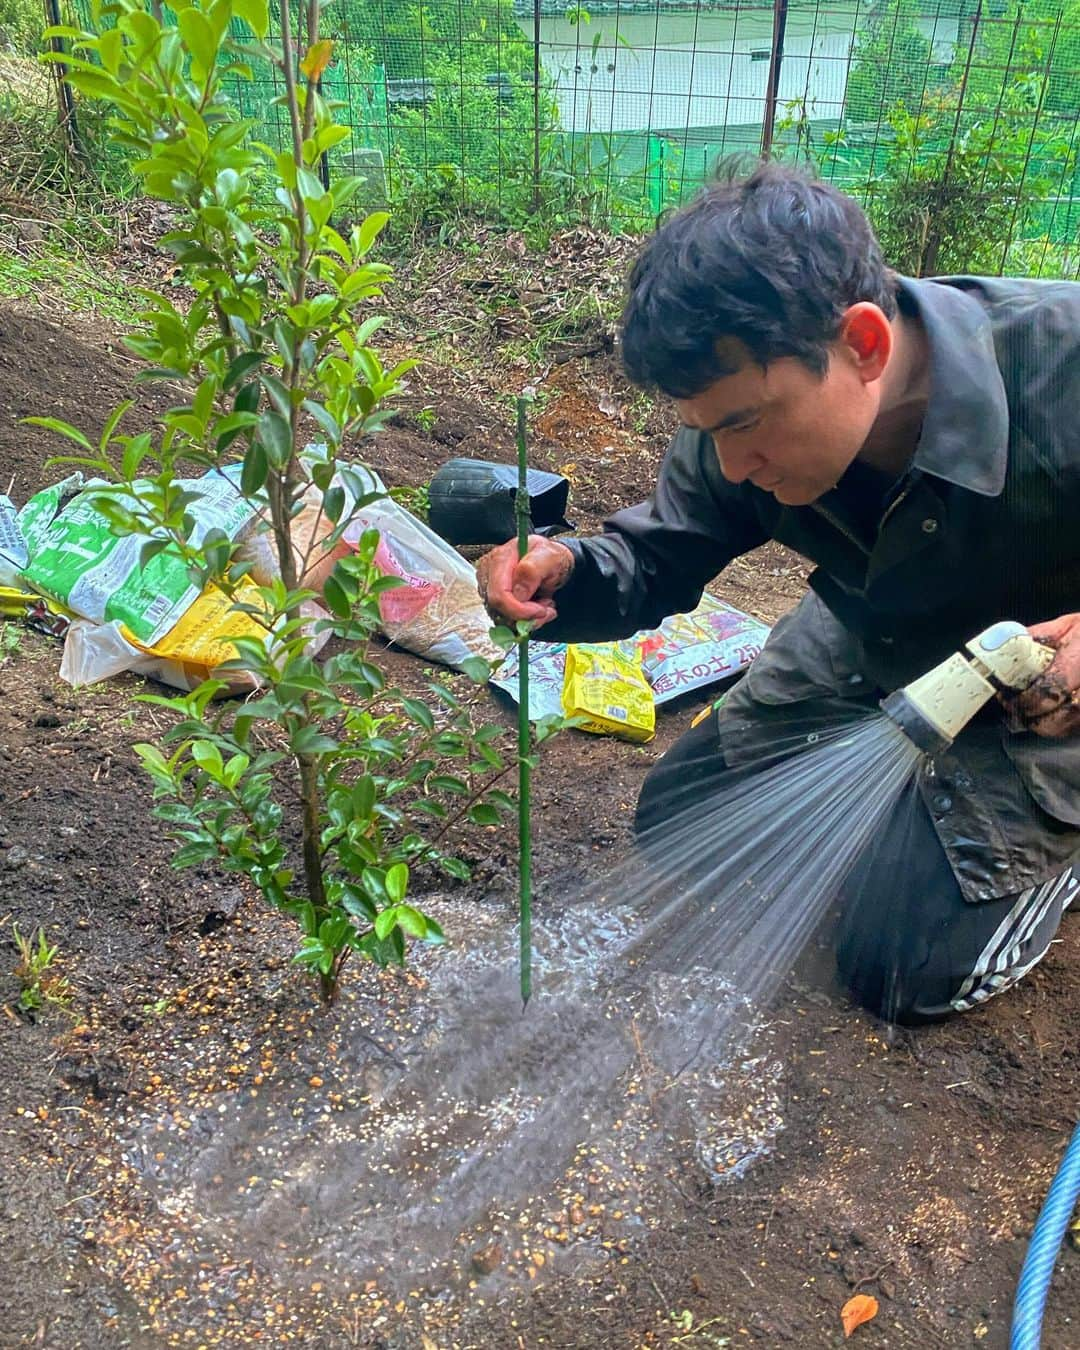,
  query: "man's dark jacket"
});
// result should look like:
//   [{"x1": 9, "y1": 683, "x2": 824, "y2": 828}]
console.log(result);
[{"x1": 543, "y1": 275, "x2": 1080, "y2": 902}]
